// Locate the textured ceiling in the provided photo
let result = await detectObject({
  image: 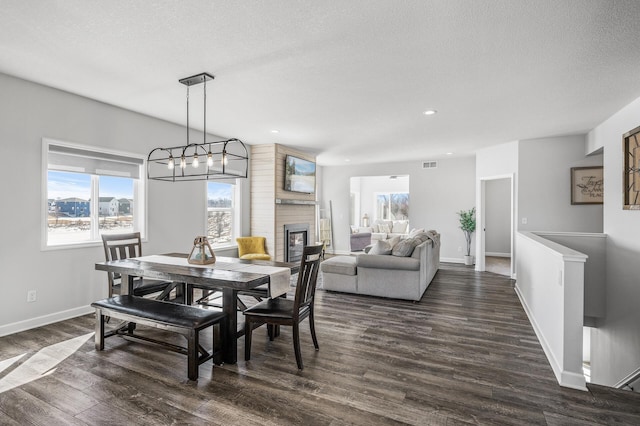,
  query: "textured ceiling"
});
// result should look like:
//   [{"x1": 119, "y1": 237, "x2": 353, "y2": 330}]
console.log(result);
[{"x1": 2, "y1": 0, "x2": 640, "y2": 165}]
